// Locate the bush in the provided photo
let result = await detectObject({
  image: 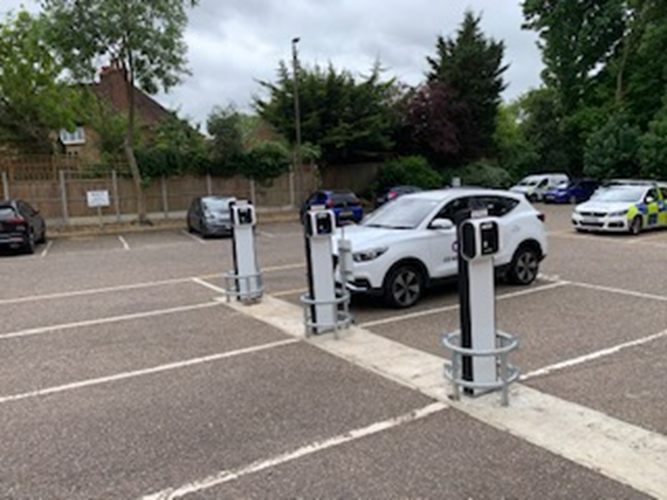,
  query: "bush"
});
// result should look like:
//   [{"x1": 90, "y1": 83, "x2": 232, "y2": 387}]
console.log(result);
[
  {"x1": 374, "y1": 155, "x2": 442, "y2": 194},
  {"x1": 459, "y1": 162, "x2": 512, "y2": 188}
]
